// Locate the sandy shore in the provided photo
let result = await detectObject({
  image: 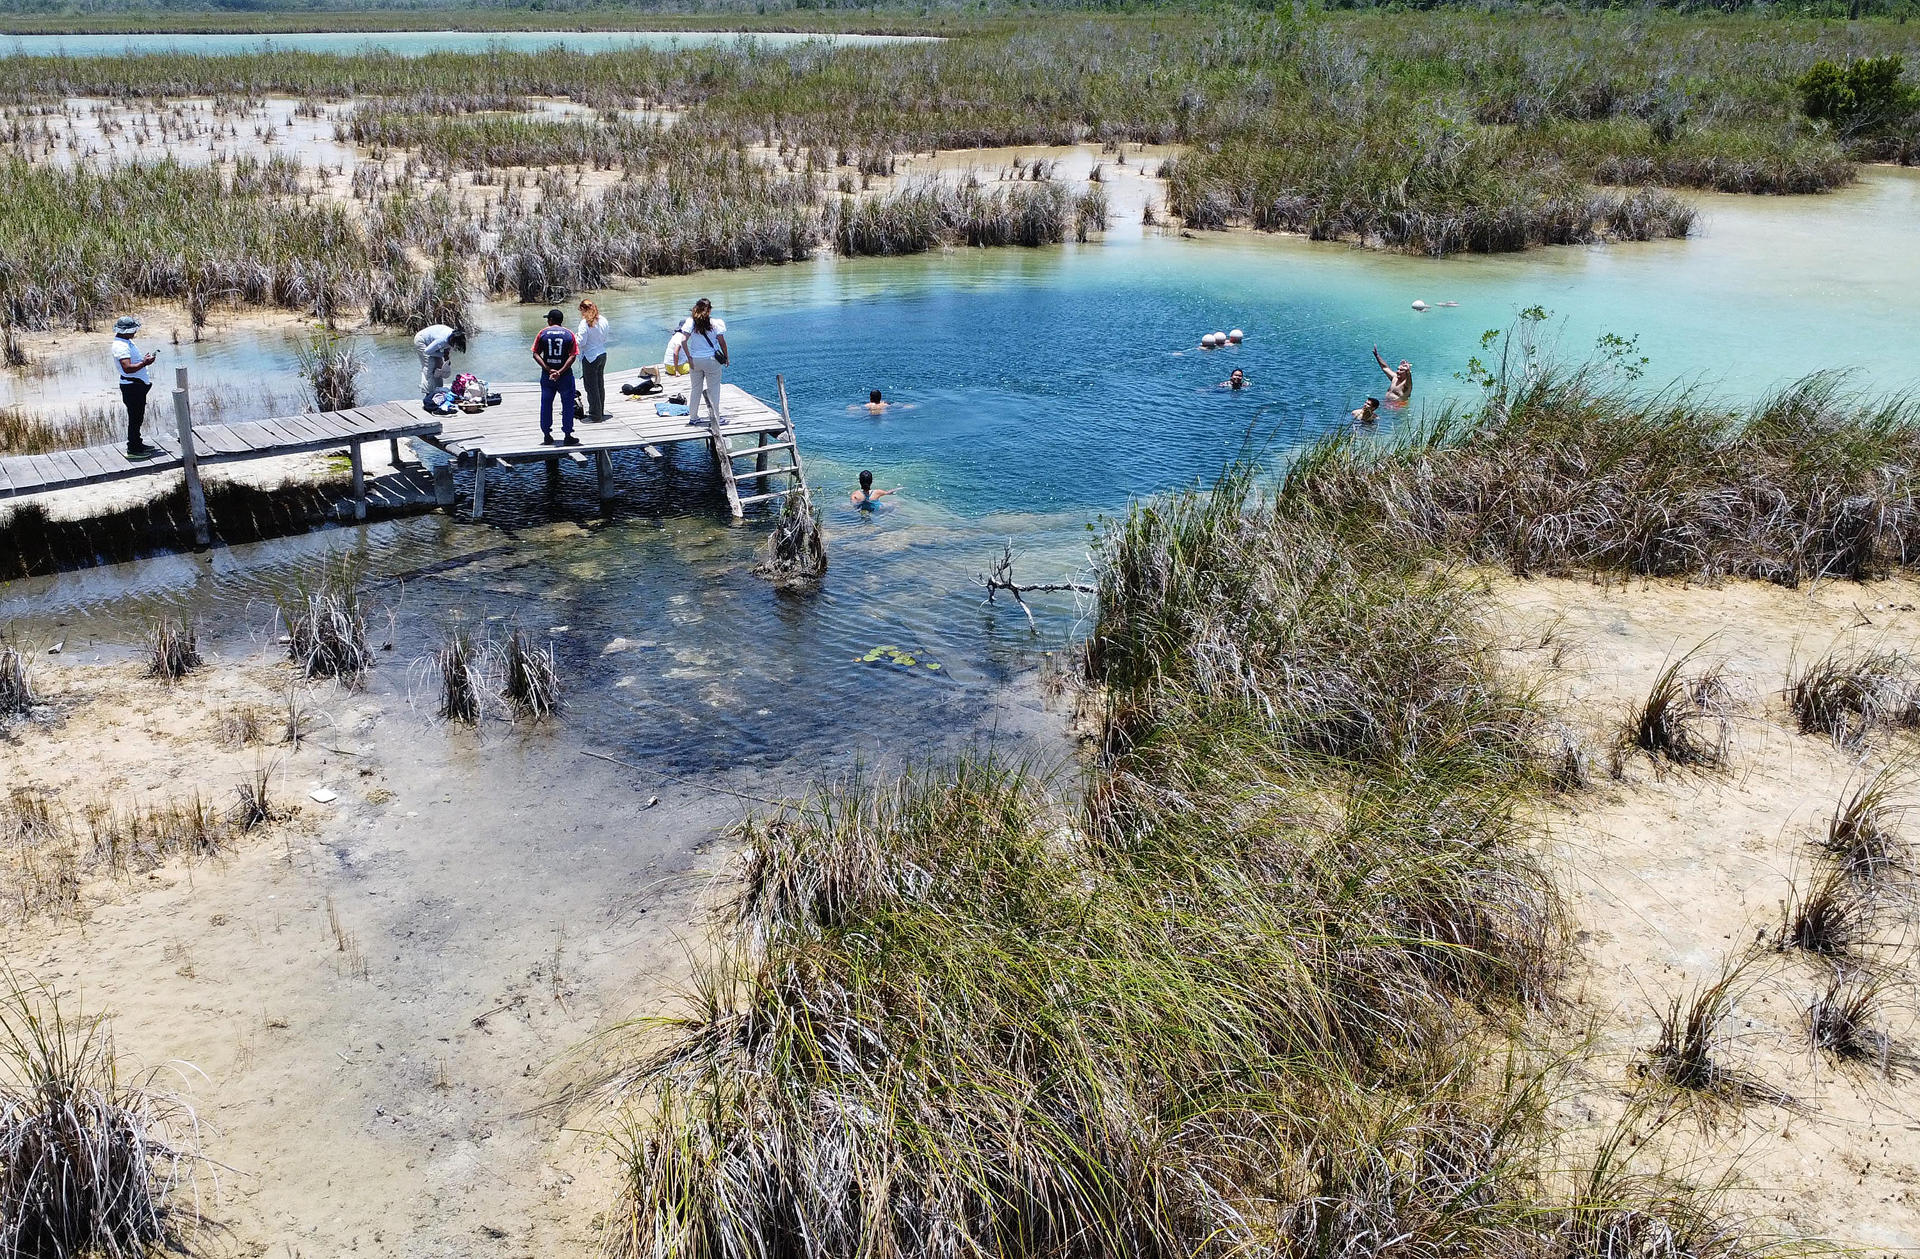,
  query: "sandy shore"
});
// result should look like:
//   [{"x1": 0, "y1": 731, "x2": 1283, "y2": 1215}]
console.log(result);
[
  {"x1": 1, "y1": 646, "x2": 781, "y2": 1256},
  {"x1": 1493, "y1": 572, "x2": 1920, "y2": 1250}
]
